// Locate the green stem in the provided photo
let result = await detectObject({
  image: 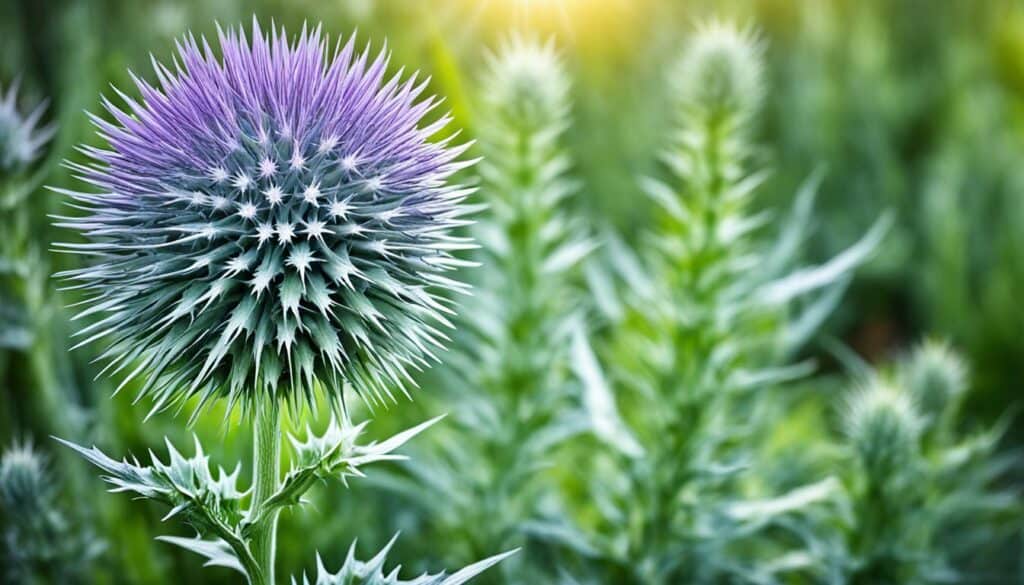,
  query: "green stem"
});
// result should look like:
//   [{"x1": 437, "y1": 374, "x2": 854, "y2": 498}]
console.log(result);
[{"x1": 250, "y1": 399, "x2": 281, "y2": 585}]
